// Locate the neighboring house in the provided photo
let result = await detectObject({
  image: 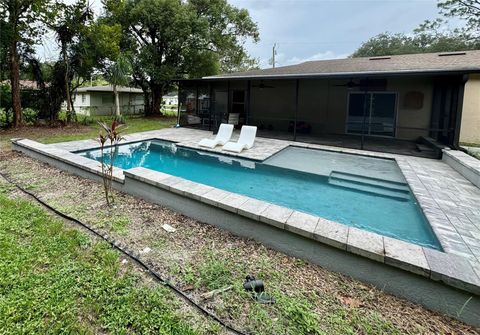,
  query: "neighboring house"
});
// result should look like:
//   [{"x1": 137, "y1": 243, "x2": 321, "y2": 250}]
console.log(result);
[
  {"x1": 177, "y1": 50, "x2": 480, "y2": 148},
  {"x1": 73, "y1": 85, "x2": 144, "y2": 116},
  {"x1": 1, "y1": 80, "x2": 48, "y2": 90},
  {"x1": 163, "y1": 93, "x2": 178, "y2": 106}
]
